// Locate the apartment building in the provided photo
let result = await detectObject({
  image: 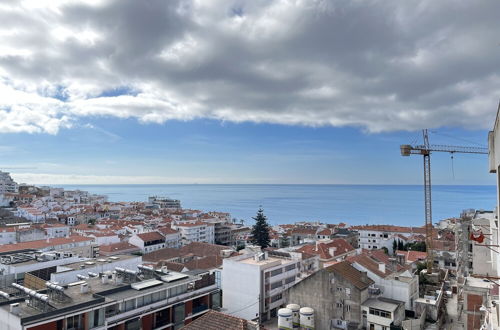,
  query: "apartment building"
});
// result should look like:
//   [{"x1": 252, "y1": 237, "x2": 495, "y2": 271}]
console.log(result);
[
  {"x1": 173, "y1": 222, "x2": 215, "y2": 245},
  {"x1": 0, "y1": 171, "x2": 18, "y2": 194},
  {"x1": 287, "y1": 261, "x2": 374, "y2": 330},
  {"x1": 352, "y1": 225, "x2": 427, "y2": 254},
  {"x1": 0, "y1": 266, "x2": 220, "y2": 330},
  {"x1": 158, "y1": 226, "x2": 182, "y2": 248},
  {"x1": 348, "y1": 250, "x2": 419, "y2": 311},
  {"x1": 222, "y1": 250, "x2": 309, "y2": 322},
  {"x1": 361, "y1": 297, "x2": 405, "y2": 330},
  {"x1": 129, "y1": 231, "x2": 167, "y2": 253}
]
